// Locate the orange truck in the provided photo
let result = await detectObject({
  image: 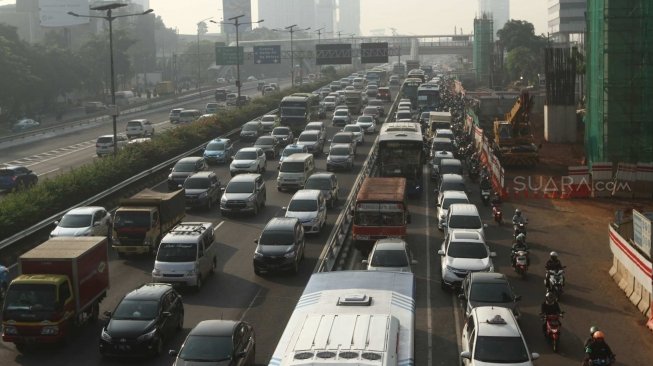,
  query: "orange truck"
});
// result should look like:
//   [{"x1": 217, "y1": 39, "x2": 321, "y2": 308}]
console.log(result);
[{"x1": 2, "y1": 237, "x2": 110, "y2": 350}]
